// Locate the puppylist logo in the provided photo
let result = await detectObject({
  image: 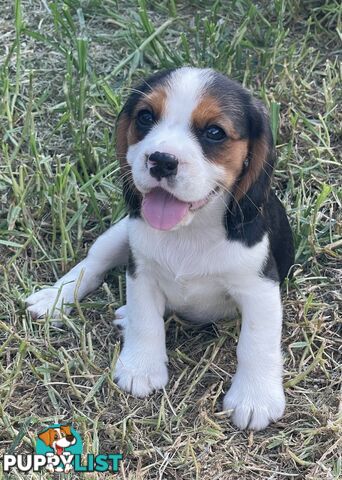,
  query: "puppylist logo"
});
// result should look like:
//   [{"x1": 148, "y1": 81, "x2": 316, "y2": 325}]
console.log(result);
[{"x1": 3, "y1": 424, "x2": 123, "y2": 473}]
